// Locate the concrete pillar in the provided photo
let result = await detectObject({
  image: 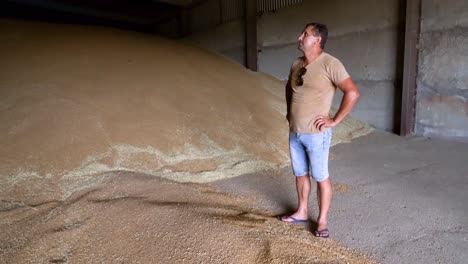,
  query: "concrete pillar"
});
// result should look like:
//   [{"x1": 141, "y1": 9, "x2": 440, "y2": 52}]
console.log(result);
[{"x1": 245, "y1": 0, "x2": 257, "y2": 71}]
